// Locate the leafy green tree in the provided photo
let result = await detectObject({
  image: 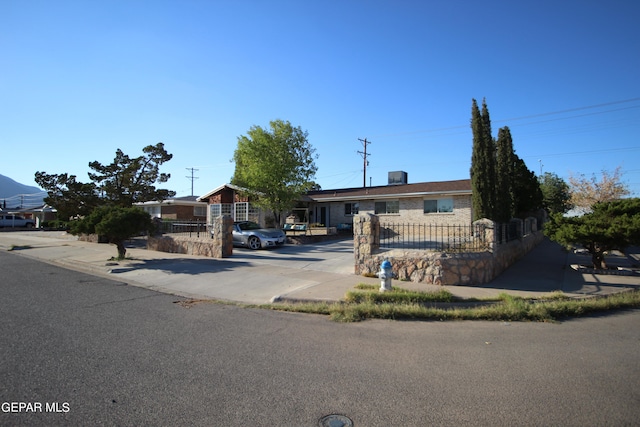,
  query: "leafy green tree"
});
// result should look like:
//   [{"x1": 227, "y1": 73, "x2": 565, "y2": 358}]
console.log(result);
[
  {"x1": 70, "y1": 206, "x2": 154, "y2": 259},
  {"x1": 539, "y1": 172, "x2": 572, "y2": 215},
  {"x1": 495, "y1": 126, "x2": 514, "y2": 222},
  {"x1": 231, "y1": 119, "x2": 318, "y2": 226},
  {"x1": 470, "y1": 99, "x2": 496, "y2": 220},
  {"x1": 545, "y1": 198, "x2": 640, "y2": 269}
]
